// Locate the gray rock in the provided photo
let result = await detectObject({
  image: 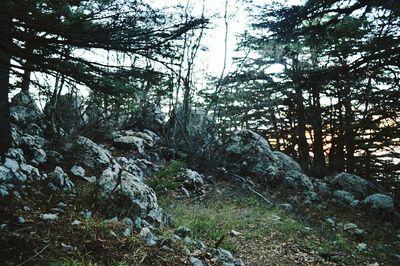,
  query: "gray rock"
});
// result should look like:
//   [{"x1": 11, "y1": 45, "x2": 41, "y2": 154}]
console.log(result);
[
  {"x1": 71, "y1": 165, "x2": 85, "y2": 178},
  {"x1": 80, "y1": 210, "x2": 92, "y2": 220},
  {"x1": 18, "y1": 216, "x2": 25, "y2": 224},
  {"x1": 174, "y1": 226, "x2": 191, "y2": 238},
  {"x1": 343, "y1": 222, "x2": 358, "y2": 231},
  {"x1": 21, "y1": 134, "x2": 45, "y2": 149},
  {"x1": 212, "y1": 248, "x2": 234, "y2": 262},
  {"x1": 40, "y1": 213, "x2": 58, "y2": 221},
  {"x1": 329, "y1": 173, "x2": 379, "y2": 199},
  {"x1": 5, "y1": 148, "x2": 25, "y2": 163},
  {"x1": 113, "y1": 135, "x2": 145, "y2": 153},
  {"x1": 224, "y1": 130, "x2": 278, "y2": 182},
  {"x1": 139, "y1": 227, "x2": 158, "y2": 246},
  {"x1": 189, "y1": 256, "x2": 204, "y2": 266},
  {"x1": 0, "y1": 185, "x2": 10, "y2": 197},
  {"x1": 32, "y1": 148, "x2": 46, "y2": 164},
  {"x1": 171, "y1": 234, "x2": 182, "y2": 242},
  {"x1": 61, "y1": 243, "x2": 76, "y2": 253},
  {"x1": 332, "y1": 190, "x2": 356, "y2": 205},
  {"x1": 183, "y1": 236, "x2": 195, "y2": 245},
  {"x1": 19, "y1": 163, "x2": 40, "y2": 180},
  {"x1": 123, "y1": 227, "x2": 132, "y2": 237},
  {"x1": 283, "y1": 170, "x2": 314, "y2": 191},
  {"x1": 4, "y1": 158, "x2": 19, "y2": 172},
  {"x1": 325, "y1": 217, "x2": 335, "y2": 226},
  {"x1": 10, "y1": 92, "x2": 43, "y2": 126},
  {"x1": 273, "y1": 151, "x2": 302, "y2": 173},
  {"x1": 178, "y1": 169, "x2": 204, "y2": 190},
  {"x1": 361, "y1": 194, "x2": 394, "y2": 211},
  {"x1": 98, "y1": 166, "x2": 168, "y2": 227},
  {"x1": 122, "y1": 217, "x2": 133, "y2": 226},
  {"x1": 303, "y1": 191, "x2": 319, "y2": 204},
  {"x1": 314, "y1": 180, "x2": 331, "y2": 194},
  {"x1": 0, "y1": 166, "x2": 13, "y2": 182},
  {"x1": 49, "y1": 167, "x2": 74, "y2": 192},
  {"x1": 72, "y1": 136, "x2": 111, "y2": 171},
  {"x1": 26, "y1": 123, "x2": 43, "y2": 136}
]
